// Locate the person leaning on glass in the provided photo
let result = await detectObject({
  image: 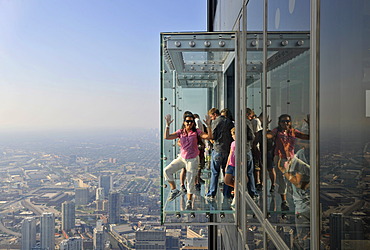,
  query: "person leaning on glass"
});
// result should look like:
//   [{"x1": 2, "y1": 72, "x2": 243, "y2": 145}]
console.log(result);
[{"x1": 163, "y1": 113, "x2": 212, "y2": 210}]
